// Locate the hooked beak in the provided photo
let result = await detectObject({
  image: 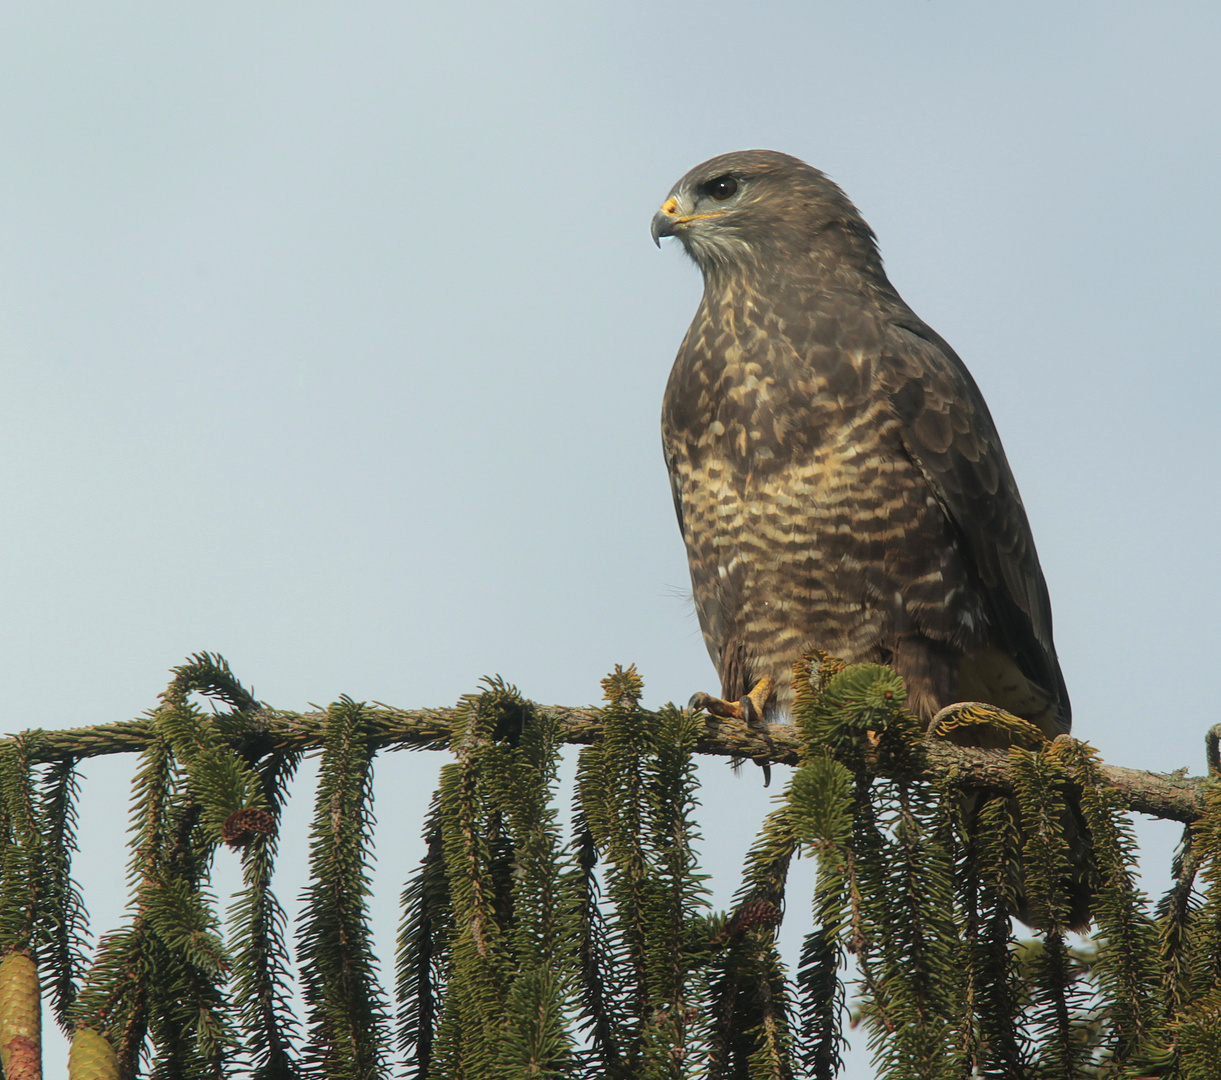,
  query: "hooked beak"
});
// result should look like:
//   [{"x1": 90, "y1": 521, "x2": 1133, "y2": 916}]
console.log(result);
[
  {"x1": 651, "y1": 197, "x2": 680, "y2": 247},
  {"x1": 651, "y1": 195, "x2": 726, "y2": 247}
]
